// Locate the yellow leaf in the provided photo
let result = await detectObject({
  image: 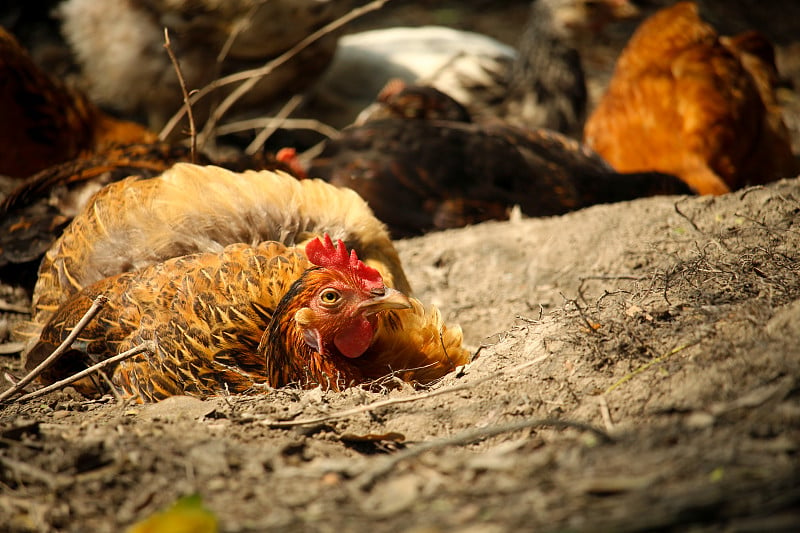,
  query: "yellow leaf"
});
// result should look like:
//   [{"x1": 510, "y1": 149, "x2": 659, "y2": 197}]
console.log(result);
[{"x1": 126, "y1": 494, "x2": 218, "y2": 533}]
